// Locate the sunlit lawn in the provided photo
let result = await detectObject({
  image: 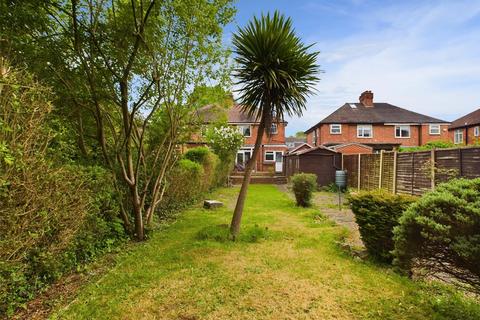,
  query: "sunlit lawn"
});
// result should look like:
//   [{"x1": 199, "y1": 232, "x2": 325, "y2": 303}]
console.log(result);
[{"x1": 51, "y1": 185, "x2": 479, "y2": 320}]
